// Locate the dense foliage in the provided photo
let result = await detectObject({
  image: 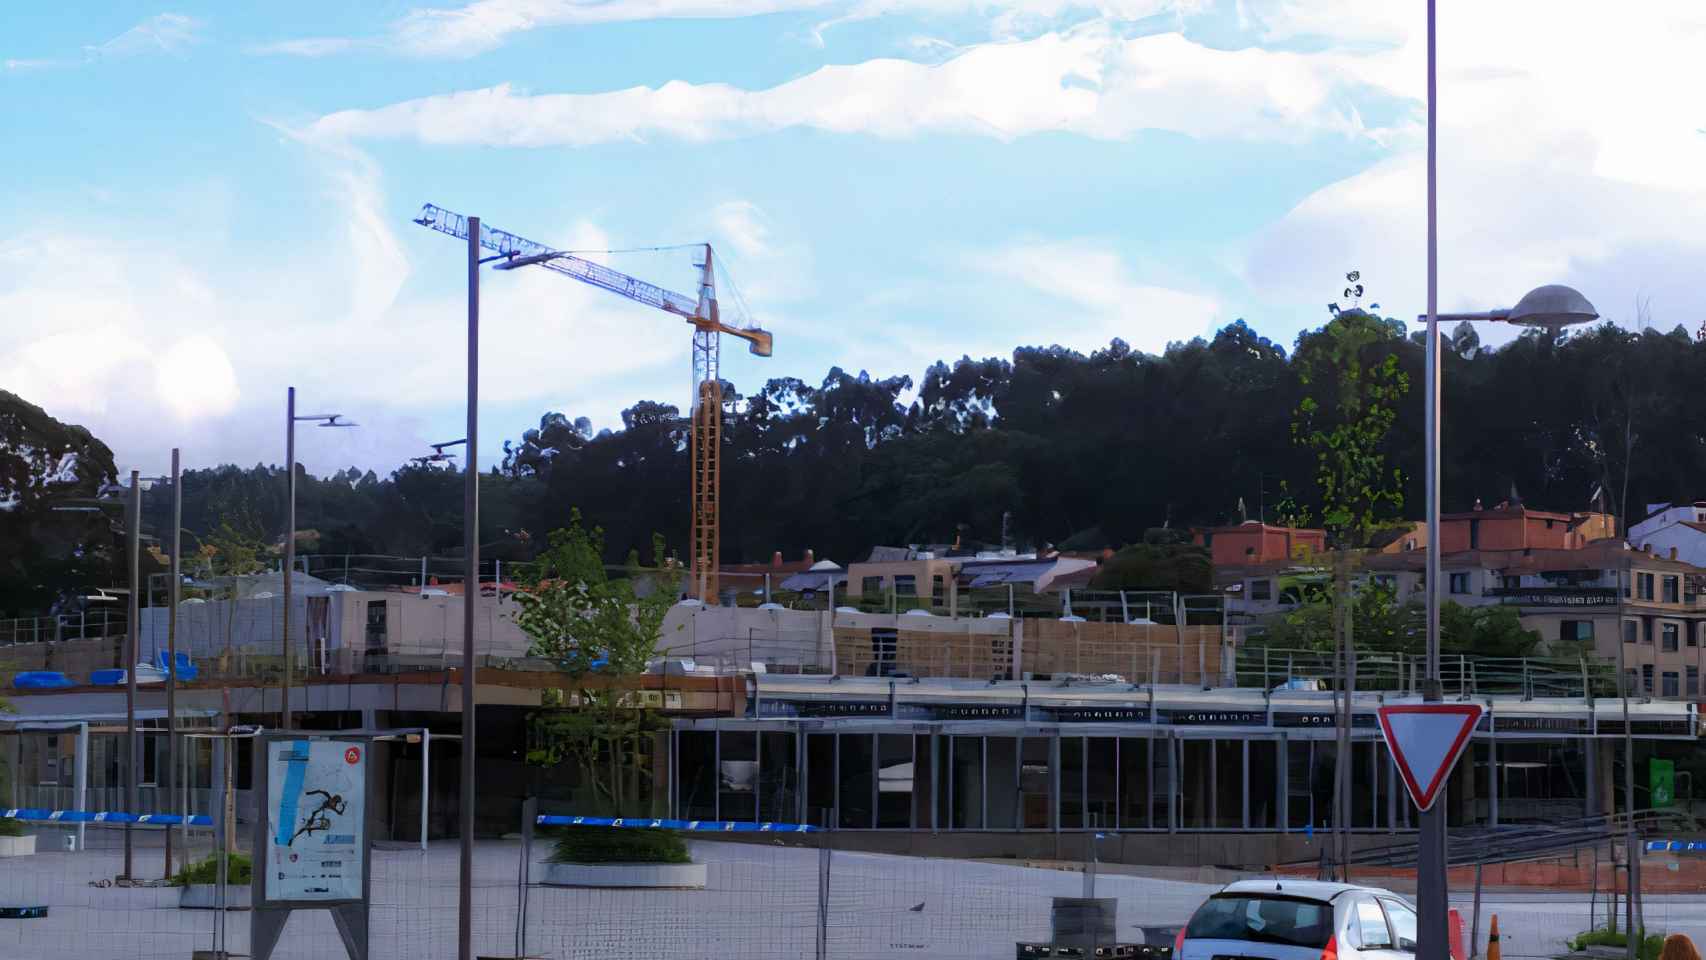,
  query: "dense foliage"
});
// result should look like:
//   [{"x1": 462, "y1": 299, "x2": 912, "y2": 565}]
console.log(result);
[
  {"x1": 546, "y1": 826, "x2": 690, "y2": 865},
  {"x1": 6, "y1": 315, "x2": 1706, "y2": 615},
  {"x1": 170, "y1": 852, "x2": 253, "y2": 886}
]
